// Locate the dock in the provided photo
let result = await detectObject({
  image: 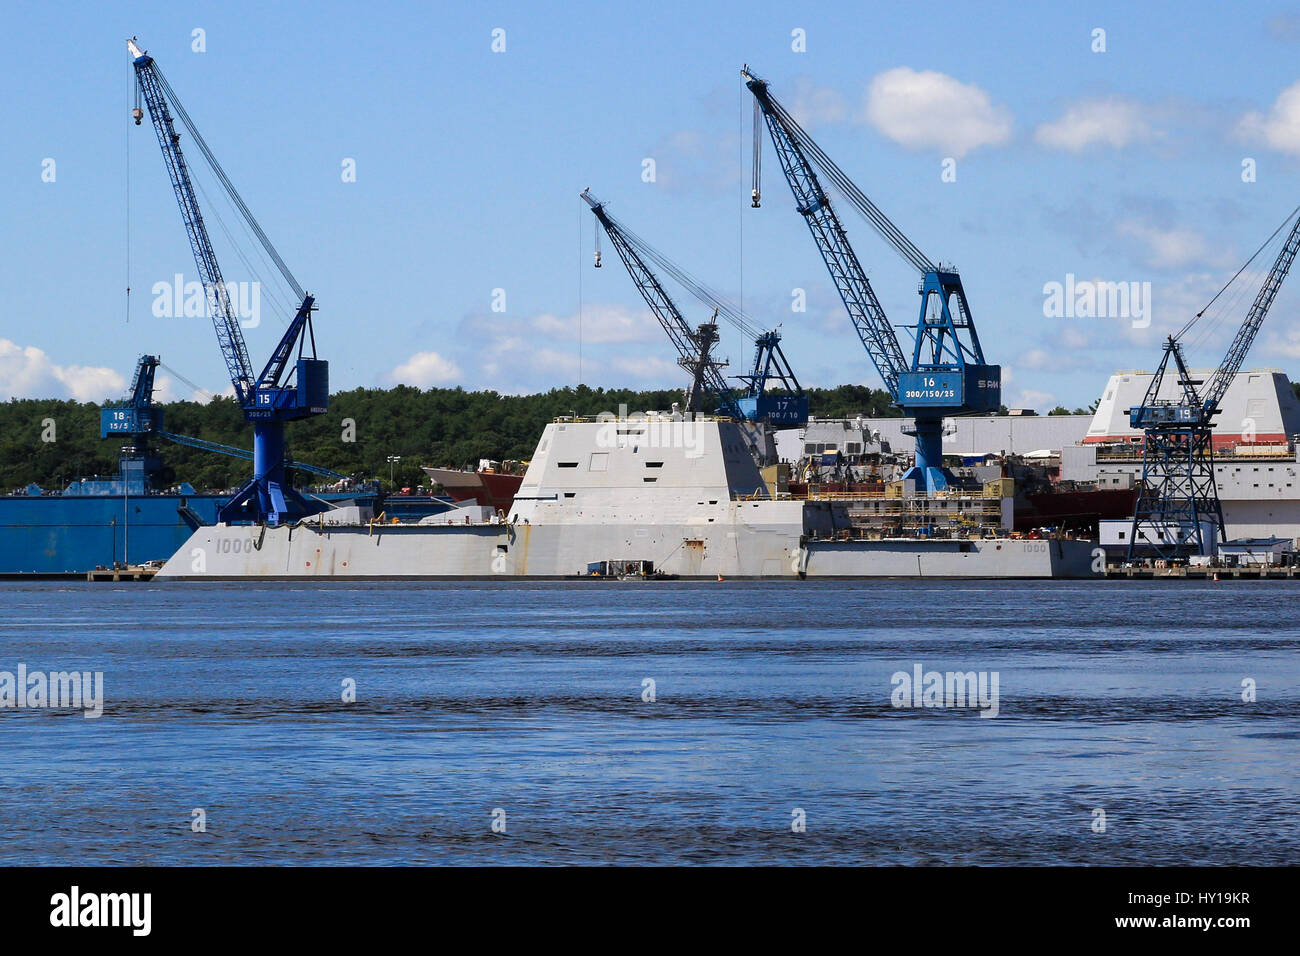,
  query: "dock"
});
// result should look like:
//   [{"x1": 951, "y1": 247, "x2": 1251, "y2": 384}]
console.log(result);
[
  {"x1": 1103, "y1": 564, "x2": 1300, "y2": 580},
  {"x1": 85, "y1": 566, "x2": 157, "y2": 582}
]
